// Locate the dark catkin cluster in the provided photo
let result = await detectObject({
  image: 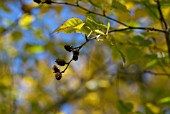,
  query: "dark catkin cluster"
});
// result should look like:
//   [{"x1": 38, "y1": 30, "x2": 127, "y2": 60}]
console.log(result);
[{"x1": 52, "y1": 44, "x2": 80, "y2": 80}]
